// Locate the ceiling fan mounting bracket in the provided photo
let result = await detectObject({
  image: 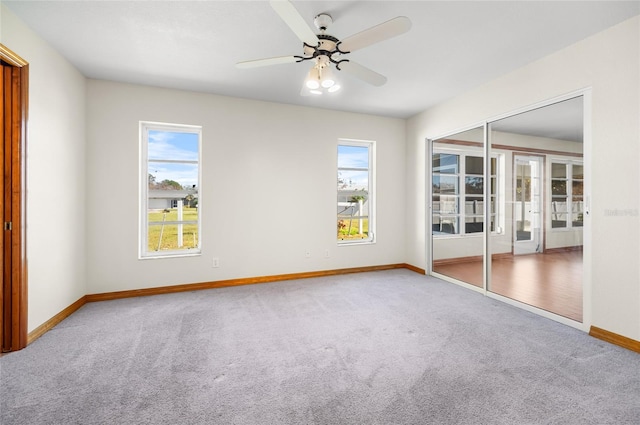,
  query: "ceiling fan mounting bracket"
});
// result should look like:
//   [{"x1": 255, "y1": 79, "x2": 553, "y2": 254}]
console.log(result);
[
  {"x1": 334, "y1": 59, "x2": 349, "y2": 71},
  {"x1": 314, "y1": 13, "x2": 333, "y2": 32},
  {"x1": 335, "y1": 41, "x2": 350, "y2": 55}
]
